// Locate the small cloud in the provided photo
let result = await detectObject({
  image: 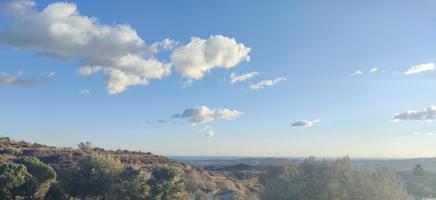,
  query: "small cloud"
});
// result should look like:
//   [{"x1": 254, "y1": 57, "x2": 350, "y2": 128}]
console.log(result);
[
  {"x1": 413, "y1": 132, "x2": 435, "y2": 136},
  {"x1": 172, "y1": 106, "x2": 243, "y2": 125},
  {"x1": 204, "y1": 130, "x2": 216, "y2": 138},
  {"x1": 404, "y1": 63, "x2": 435, "y2": 75},
  {"x1": 146, "y1": 38, "x2": 179, "y2": 56},
  {"x1": 291, "y1": 119, "x2": 320, "y2": 128},
  {"x1": 350, "y1": 70, "x2": 363, "y2": 77},
  {"x1": 0, "y1": 71, "x2": 54, "y2": 87},
  {"x1": 229, "y1": 71, "x2": 259, "y2": 84},
  {"x1": 369, "y1": 68, "x2": 379, "y2": 73},
  {"x1": 146, "y1": 119, "x2": 168, "y2": 124},
  {"x1": 79, "y1": 89, "x2": 91, "y2": 95},
  {"x1": 249, "y1": 77, "x2": 286, "y2": 90},
  {"x1": 393, "y1": 106, "x2": 436, "y2": 121}
]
